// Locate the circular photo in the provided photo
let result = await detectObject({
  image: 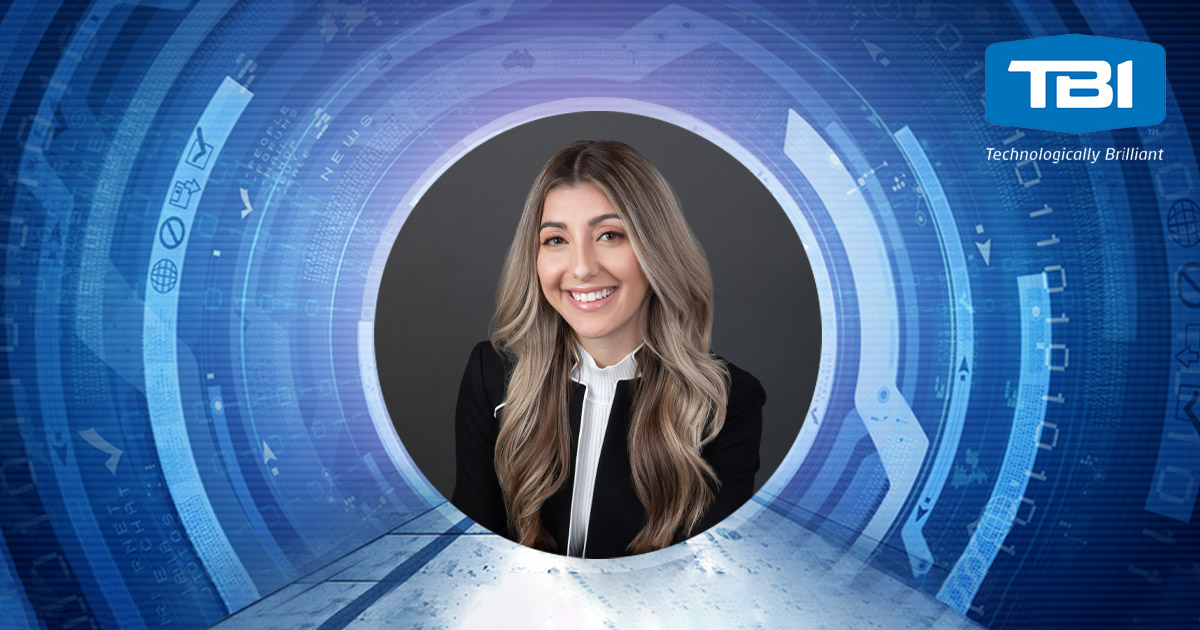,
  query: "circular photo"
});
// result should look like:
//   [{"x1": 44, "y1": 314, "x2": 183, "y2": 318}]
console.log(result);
[{"x1": 377, "y1": 112, "x2": 819, "y2": 558}]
